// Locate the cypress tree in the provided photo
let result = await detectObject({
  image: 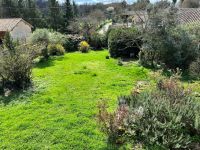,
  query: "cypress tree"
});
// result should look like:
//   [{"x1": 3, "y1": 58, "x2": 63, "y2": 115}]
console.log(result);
[
  {"x1": 63, "y1": 0, "x2": 73, "y2": 33},
  {"x1": 48, "y1": 0, "x2": 63, "y2": 31},
  {"x1": 72, "y1": 1, "x2": 78, "y2": 17}
]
